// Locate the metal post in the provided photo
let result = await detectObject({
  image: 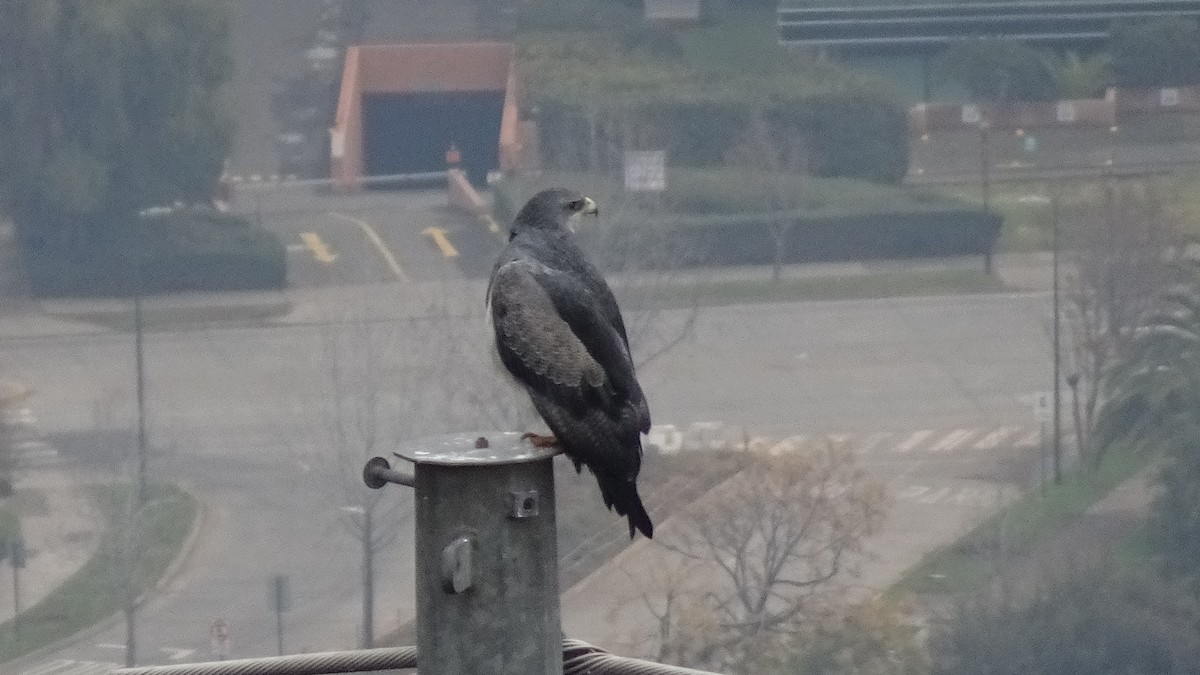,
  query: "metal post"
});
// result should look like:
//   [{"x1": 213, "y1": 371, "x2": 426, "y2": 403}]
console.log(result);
[
  {"x1": 979, "y1": 121, "x2": 993, "y2": 274},
  {"x1": 1051, "y1": 192, "x2": 1063, "y2": 485},
  {"x1": 134, "y1": 281, "x2": 147, "y2": 506},
  {"x1": 395, "y1": 433, "x2": 561, "y2": 675},
  {"x1": 362, "y1": 508, "x2": 374, "y2": 649},
  {"x1": 10, "y1": 541, "x2": 19, "y2": 640}
]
